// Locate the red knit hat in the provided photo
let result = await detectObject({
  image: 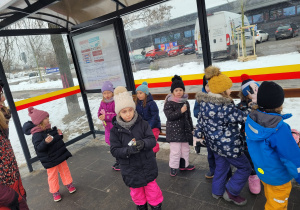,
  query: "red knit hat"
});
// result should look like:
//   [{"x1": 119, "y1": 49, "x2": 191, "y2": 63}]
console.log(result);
[{"x1": 28, "y1": 107, "x2": 49, "y2": 125}]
